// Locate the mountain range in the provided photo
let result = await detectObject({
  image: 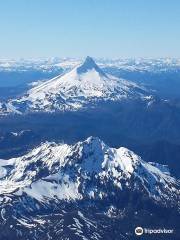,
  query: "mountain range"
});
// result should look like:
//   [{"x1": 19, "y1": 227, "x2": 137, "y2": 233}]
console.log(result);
[
  {"x1": 0, "y1": 56, "x2": 180, "y2": 239},
  {"x1": 0, "y1": 58, "x2": 180, "y2": 179}
]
